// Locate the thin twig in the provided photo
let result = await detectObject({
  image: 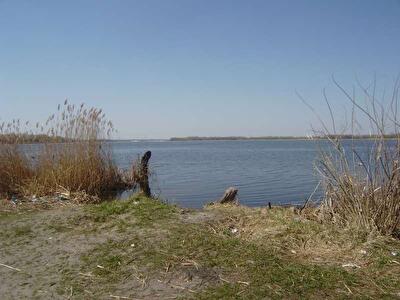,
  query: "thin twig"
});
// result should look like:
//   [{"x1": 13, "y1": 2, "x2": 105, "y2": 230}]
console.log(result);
[
  {"x1": 0, "y1": 263, "x2": 21, "y2": 272},
  {"x1": 300, "y1": 180, "x2": 321, "y2": 213}
]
